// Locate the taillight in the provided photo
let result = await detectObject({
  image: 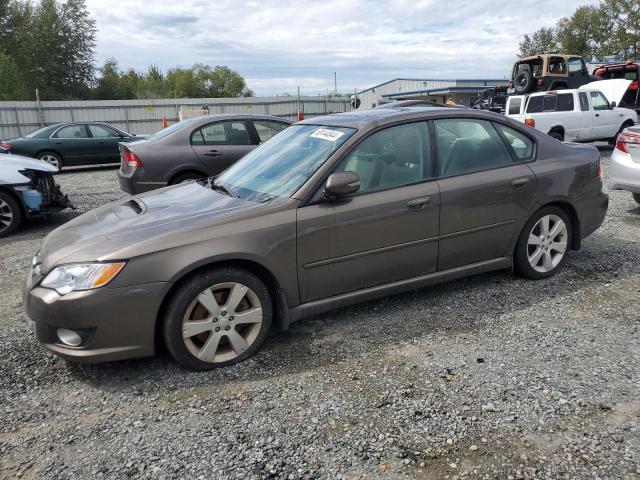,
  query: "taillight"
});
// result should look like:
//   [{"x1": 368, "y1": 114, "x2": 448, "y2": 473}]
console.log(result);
[
  {"x1": 615, "y1": 131, "x2": 640, "y2": 154},
  {"x1": 123, "y1": 150, "x2": 143, "y2": 168},
  {"x1": 525, "y1": 118, "x2": 536, "y2": 128},
  {"x1": 597, "y1": 159, "x2": 603, "y2": 181},
  {"x1": 1, "y1": 142, "x2": 12, "y2": 150},
  {"x1": 537, "y1": 78, "x2": 544, "y2": 86}
]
